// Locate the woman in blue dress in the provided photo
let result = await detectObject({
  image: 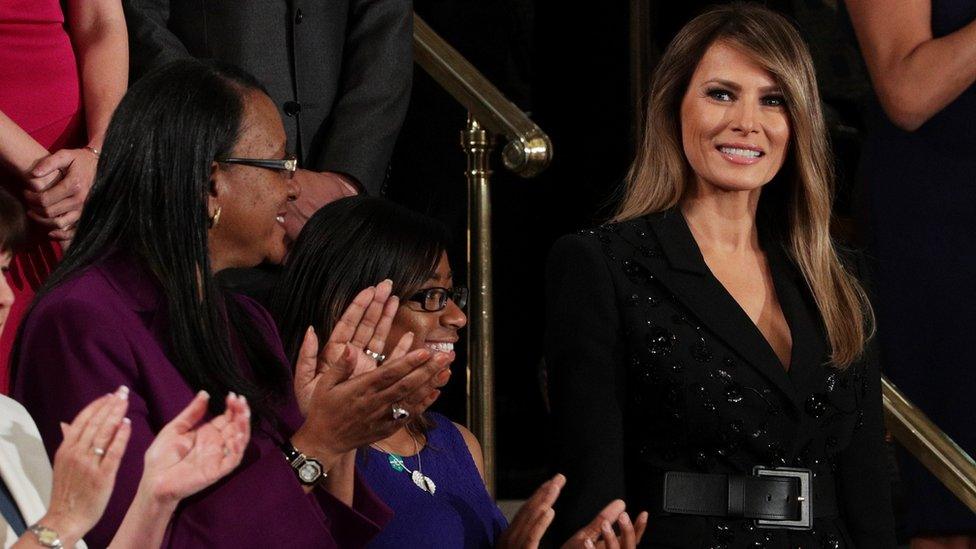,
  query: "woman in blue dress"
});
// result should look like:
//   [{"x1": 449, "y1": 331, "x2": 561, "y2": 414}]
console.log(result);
[
  {"x1": 273, "y1": 196, "x2": 649, "y2": 548},
  {"x1": 848, "y1": 0, "x2": 976, "y2": 546}
]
